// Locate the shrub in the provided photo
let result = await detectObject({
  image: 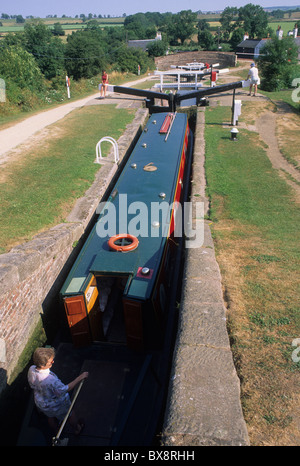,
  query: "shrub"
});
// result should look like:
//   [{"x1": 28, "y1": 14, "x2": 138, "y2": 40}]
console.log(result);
[
  {"x1": 0, "y1": 45, "x2": 44, "y2": 92},
  {"x1": 258, "y1": 36, "x2": 299, "y2": 91},
  {"x1": 114, "y1": 46, "x2": 153, "y2": 74}
]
